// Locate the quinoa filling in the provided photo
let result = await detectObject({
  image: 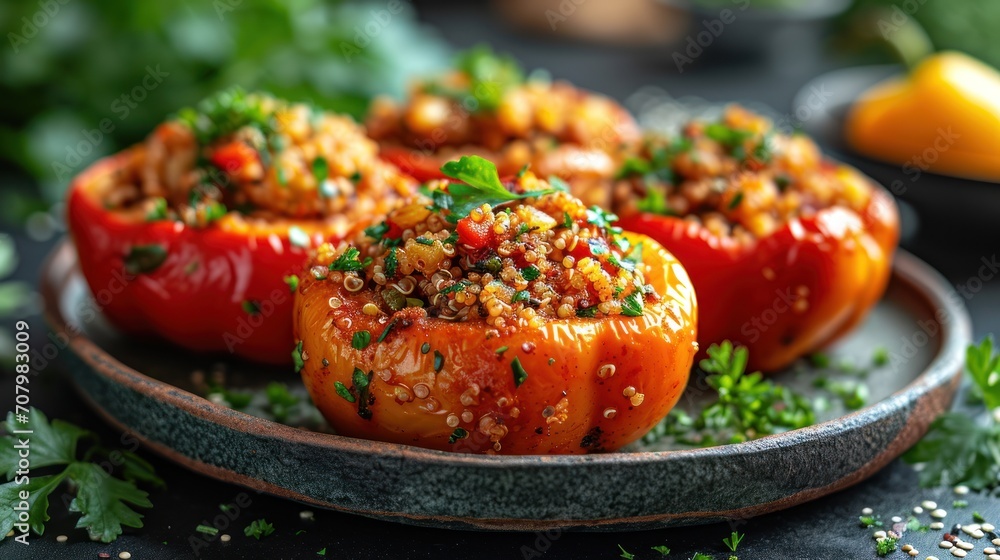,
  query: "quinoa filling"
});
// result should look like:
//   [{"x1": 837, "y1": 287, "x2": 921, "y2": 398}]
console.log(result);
[
  {"x1": 95, "y1": 89, "x2": 412, "y2": 227},
  {"x1": 310, "y1": 156, "x2": 660, "y2": 330},
  {"x1": 612, "y1": 106, "x2": 877, "y2": 242},
  {"x1": 365, "y1": 46, "x2": 636, "y2": 155}
]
